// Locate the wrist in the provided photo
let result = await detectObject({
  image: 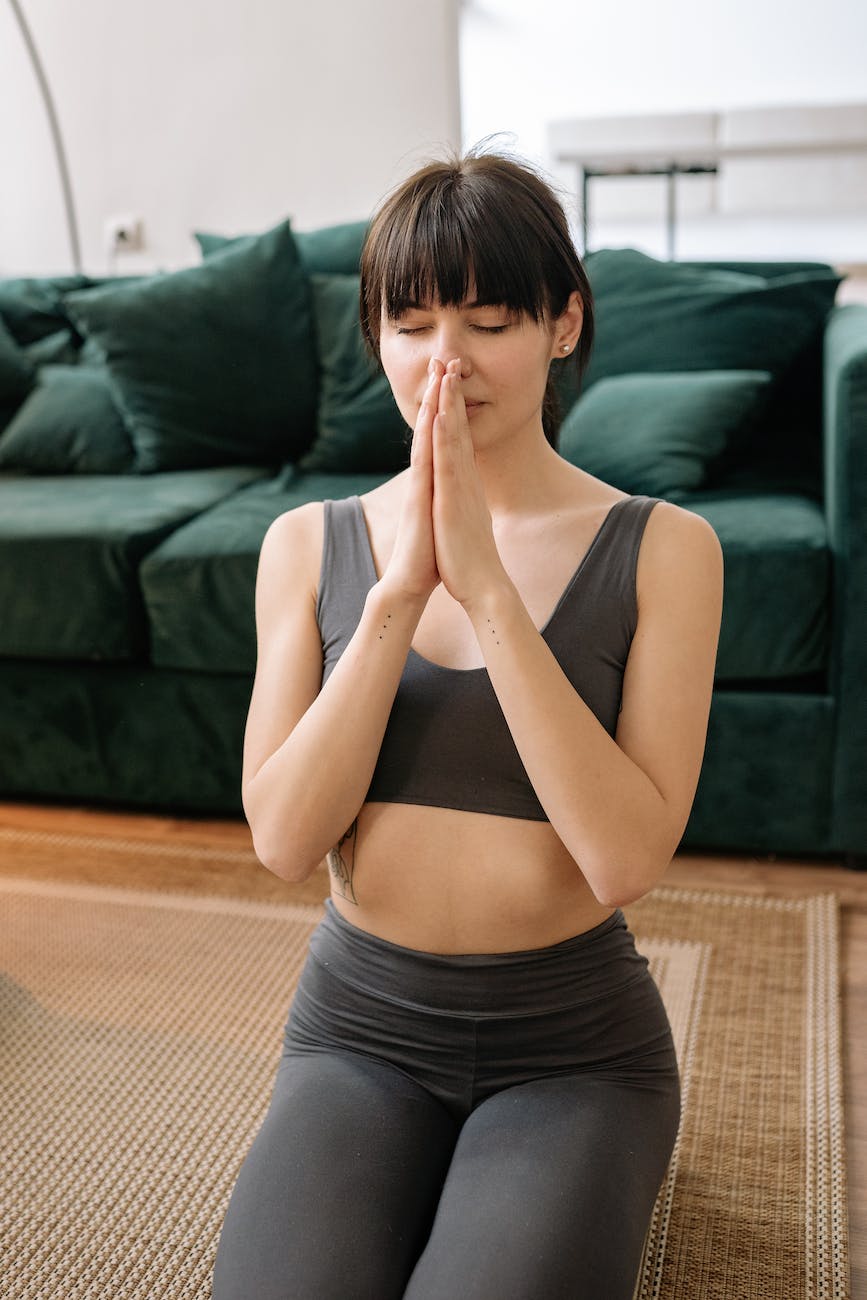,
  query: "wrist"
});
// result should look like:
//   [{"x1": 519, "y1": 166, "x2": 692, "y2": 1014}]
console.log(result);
[
  {"x1": 367, "y1": 577, "x2": 431, "y2": 622},
  {"x1": 462, "y1": 574, "x2": 521, "y2": 628}
]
